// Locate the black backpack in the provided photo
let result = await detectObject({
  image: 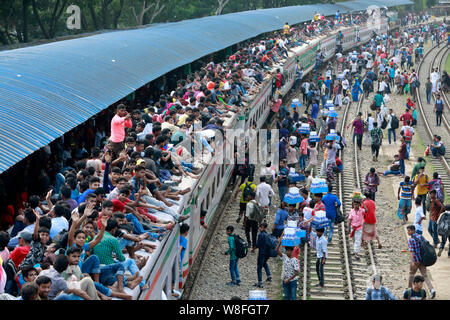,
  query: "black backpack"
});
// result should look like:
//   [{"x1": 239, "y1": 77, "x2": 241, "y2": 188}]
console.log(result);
[
  {"x1": 53, "y1": 229, "x2": 69, "y2": 250},
  {"x1": 412, "y1": 234, "x2": 437, "y2": 267},
  {"x1": 390, "y1": 115, "x2": 399, "y2": 129},
  {"x1": 265, "y1": 234, "x2": 279, "y2": 258},
  {"x1": 334, "y1": 208, "x2": 345, "y2": 225},
  {"x1": 234, "y1": 235, "x2": 248, "y2": 259},
  {"x1": 242, "y1": 182, "x2": 254, "y2": 201},
  {"x1": 381, "y1": 117, "x2": 388, "y2": 129}
]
